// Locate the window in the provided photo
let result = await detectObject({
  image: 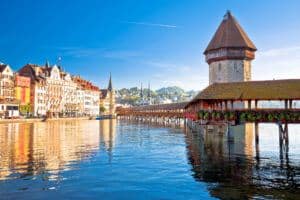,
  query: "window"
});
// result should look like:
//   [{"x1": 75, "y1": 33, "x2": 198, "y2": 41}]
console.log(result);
[
  {"x1": 234, "y1": 62, "x2": 237, "y2": 71},
  {"x1": 218, "y1": 63, "x2": 221, "y2": 71}
]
